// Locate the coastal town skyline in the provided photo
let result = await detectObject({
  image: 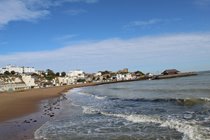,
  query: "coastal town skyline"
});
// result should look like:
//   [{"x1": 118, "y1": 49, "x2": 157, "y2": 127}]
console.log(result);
[
  {"x1": 0, "y1": 63, "x2": 197, "y2": 93},
  {"x1": 0, "y1": 0, "x2": 210, "y2": 72}
]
